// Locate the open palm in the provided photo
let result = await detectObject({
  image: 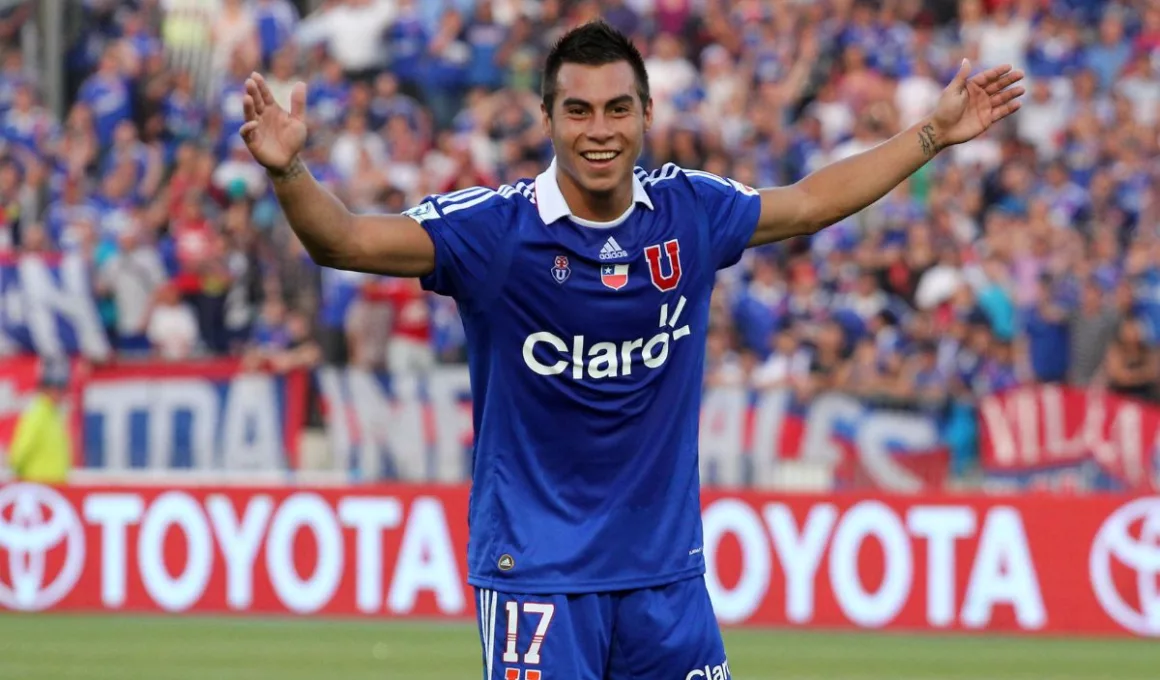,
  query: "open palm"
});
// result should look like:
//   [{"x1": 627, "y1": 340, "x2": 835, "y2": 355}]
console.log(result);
[
  {"x1": 931, "y1": 59, "x2": 1025, "y2": 147},
  {"x1": 239, "y1": 72, "x2": 308, "y2": 172}
]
